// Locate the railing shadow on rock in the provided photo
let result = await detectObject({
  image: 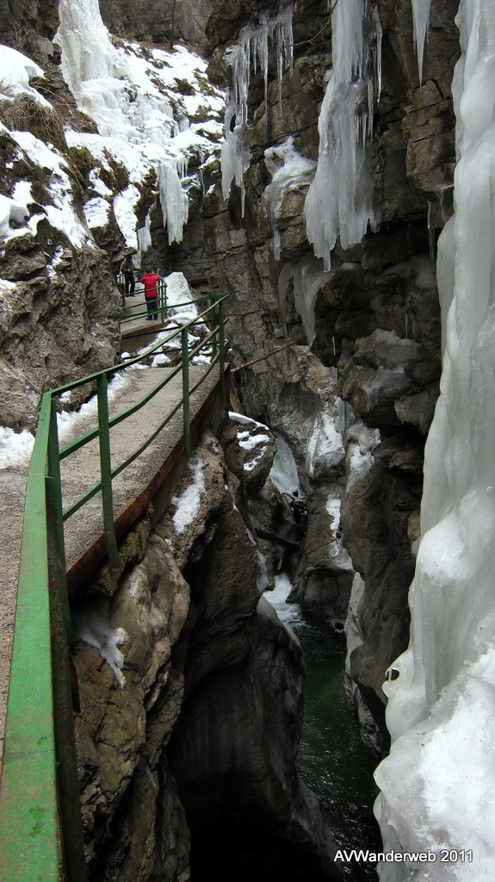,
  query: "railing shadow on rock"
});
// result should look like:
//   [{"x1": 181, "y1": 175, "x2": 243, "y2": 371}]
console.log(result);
[{"x1": 0, "y1": 294, "x2": 229, "y2": 882}]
